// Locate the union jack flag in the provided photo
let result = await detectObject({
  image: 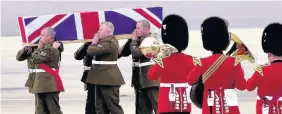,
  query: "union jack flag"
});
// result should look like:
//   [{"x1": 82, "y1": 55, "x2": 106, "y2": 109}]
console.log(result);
[{"x1": 17, "y1": 7, "x2": 163, "y2": 46}]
